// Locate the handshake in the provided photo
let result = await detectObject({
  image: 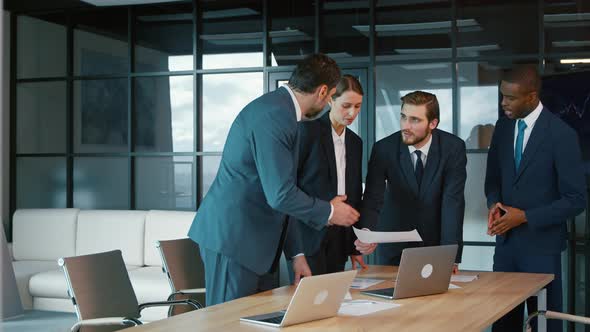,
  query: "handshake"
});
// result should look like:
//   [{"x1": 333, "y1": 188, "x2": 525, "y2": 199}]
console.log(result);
[
  {"x1": 328, "y1": 195, "x2": 360, "y2": 227},
  {"x1": 327, "y1": 195, "x2": 378, "y2": 256}
]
